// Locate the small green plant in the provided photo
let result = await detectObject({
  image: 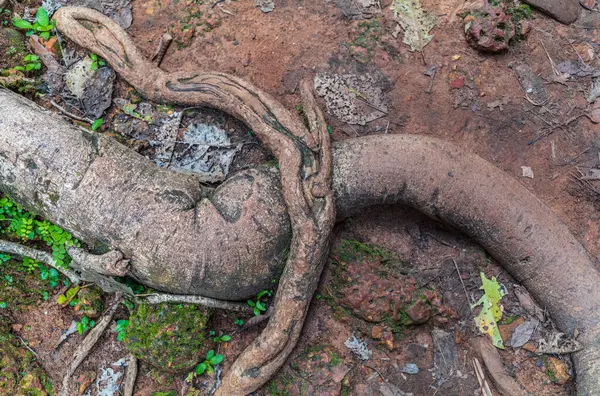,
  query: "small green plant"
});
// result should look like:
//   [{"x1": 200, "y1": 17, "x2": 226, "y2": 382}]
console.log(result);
[
  {"x1": 6, "y1": 46, "x2": 17, "y2": 56},
  {"x1": 115, "y1": 319, "x2": 129, "y2": 341},
  {"x1": 89, "y1": 53, "x2": 106, "y2": 71},
  {"x1": 194, "y1": 350, "x2": 224, "y2": 375},
  {"x1": 234, "y1": 318, "x2": 244, "y2": 326},
  {"x1": 13, "y1": 54, "x2": 42, "y2": 73},
  {"x1": 209, "y1": 330, "x2": 231, "y2": 343},
  {"x1": 57, "y1": 285, "x2": 81, "y2": 306},
  {"x1": 12, "y1": 7, "x2": 55, "y2": 40},
  {"x1": 247, "y1": 289, "x2": 272, "y2": 316},
  {"x1": 0, "y1": 302, "x2": 6, "y2": 308},
  {"x1": 75, "y1": 316, "x2": 95, "y2": 335},
  {"x1": 122, "y1": 103, "x2": 153, "y2": 123},
  {"x1": 91, "y1": 118, "x2": 103, "y2": 131}
]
